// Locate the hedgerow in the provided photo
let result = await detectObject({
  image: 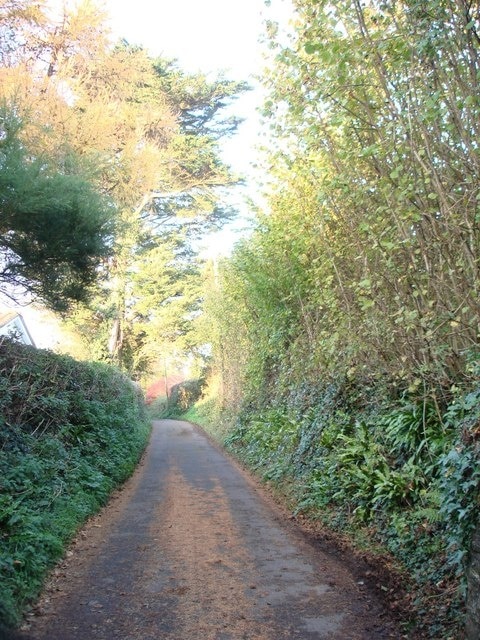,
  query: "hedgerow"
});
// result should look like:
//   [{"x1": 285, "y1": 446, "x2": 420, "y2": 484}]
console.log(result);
[
  {"x1": 223, "y1": 381, "x2": 480, "y2": 637},
  {"x1": 0, "y1": 338, "x2": 150, "y2": 628}
]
